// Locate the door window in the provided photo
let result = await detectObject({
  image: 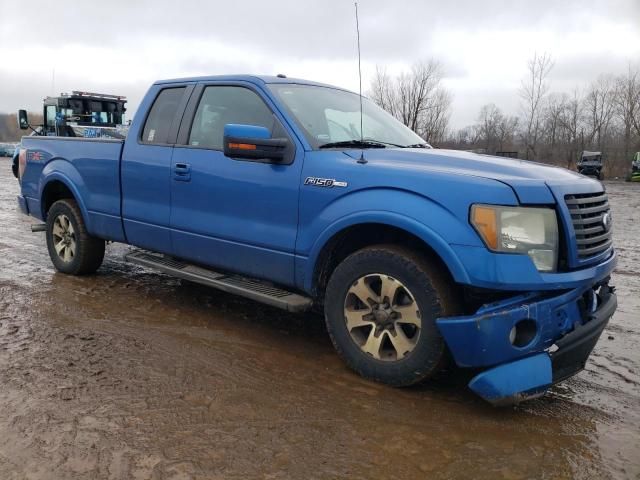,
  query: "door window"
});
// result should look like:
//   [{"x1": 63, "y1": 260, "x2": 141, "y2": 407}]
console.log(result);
[
  {"x1": 142, "y1": 87, "x2": 186, "y2": 144},
  {"x1": 45, "y1": 105, "x2": 57, "y2": 128},
  {"x1": 188, "y1": 86, "x2": 275, "y2": 150}
]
